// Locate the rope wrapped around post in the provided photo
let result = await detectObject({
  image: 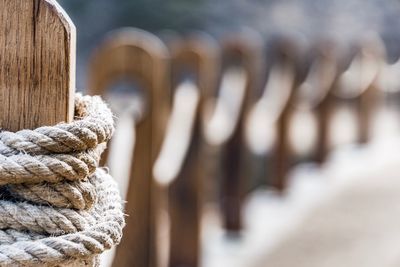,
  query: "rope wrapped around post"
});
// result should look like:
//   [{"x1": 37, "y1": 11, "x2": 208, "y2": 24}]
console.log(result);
[{"x1": 0, "y1": 94, "x2": 124, "y2": 267}]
